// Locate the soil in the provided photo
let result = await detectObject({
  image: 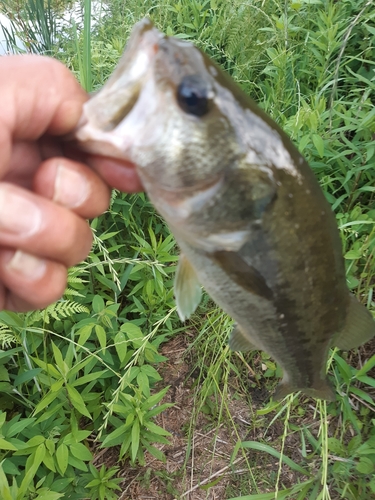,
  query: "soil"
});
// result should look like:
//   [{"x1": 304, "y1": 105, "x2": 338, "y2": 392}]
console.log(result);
[{"x1": 92, "y1": 334, "x2": 312, "y2": 500}]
